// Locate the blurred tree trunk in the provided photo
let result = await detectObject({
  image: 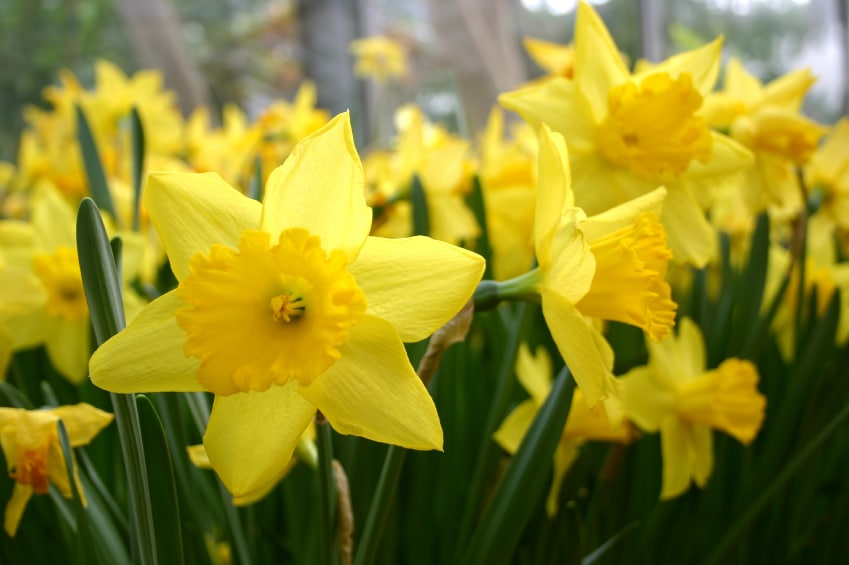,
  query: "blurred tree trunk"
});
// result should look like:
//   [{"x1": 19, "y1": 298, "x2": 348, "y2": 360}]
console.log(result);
[
  {"x1": 427, "y1": 0, "x2": 526, "y2": 135},
  {"x1": 116, "y1": 0, "x2": 209, "y2": 115},
  {"x1": 297, "y1": 0, "x2": 365, "y2": 143}
]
